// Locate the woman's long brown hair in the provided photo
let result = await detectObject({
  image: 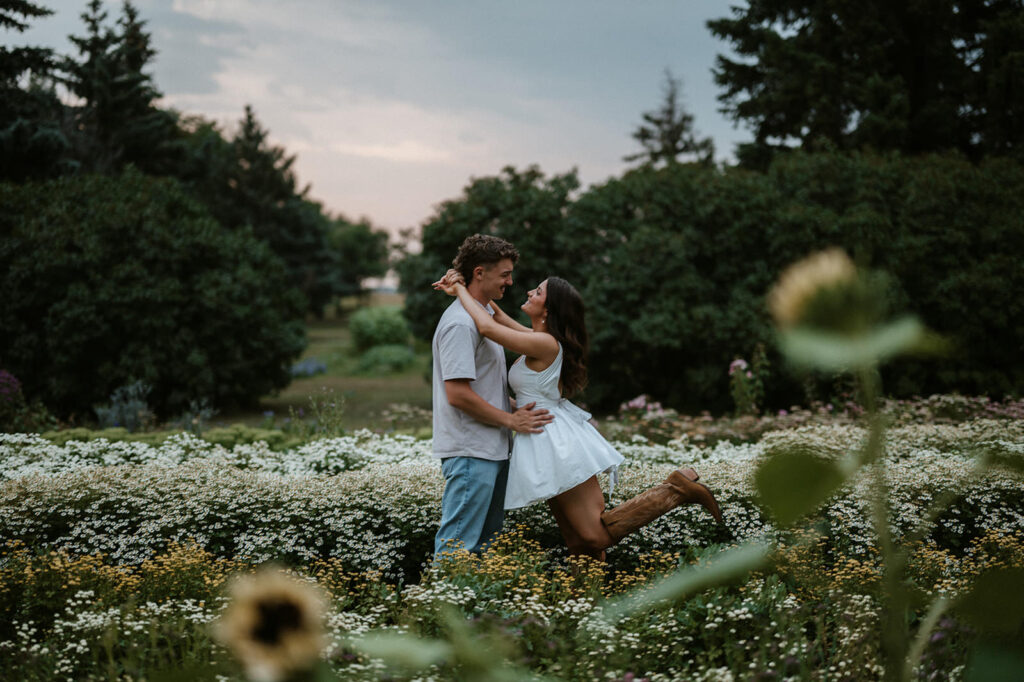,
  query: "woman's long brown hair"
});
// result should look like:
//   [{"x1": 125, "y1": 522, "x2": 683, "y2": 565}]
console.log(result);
[{"x1": 544, "y1": 277, "x2": 588, "y2": 396}]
